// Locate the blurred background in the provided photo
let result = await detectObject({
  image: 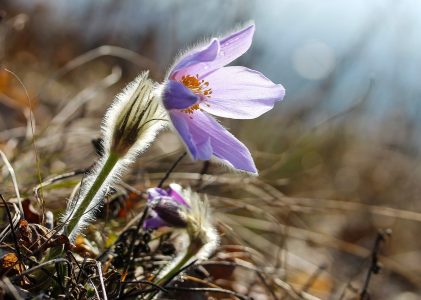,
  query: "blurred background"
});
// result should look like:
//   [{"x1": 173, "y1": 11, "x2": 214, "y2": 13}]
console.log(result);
[{"x1": 1, "y1": 0, "x2": 421, "y2": 299}]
